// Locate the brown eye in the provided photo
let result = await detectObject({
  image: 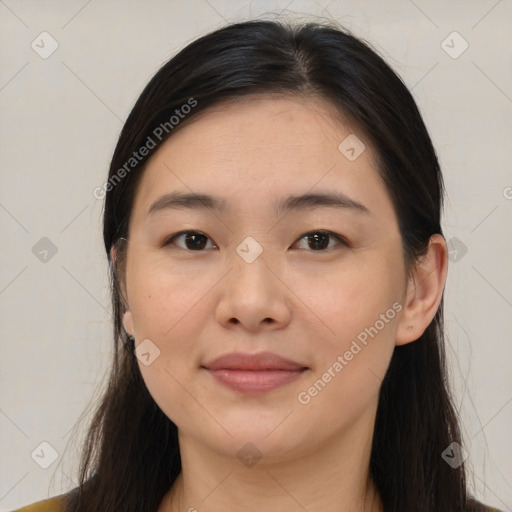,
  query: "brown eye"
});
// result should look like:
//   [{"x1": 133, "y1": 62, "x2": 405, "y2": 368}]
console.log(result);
[
  {"x1": 294, "y1": 231, "x2": 348, "y2": 251},
  {"x1": 163, "y1": 231, "x2": 217, "y2": 251}
]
